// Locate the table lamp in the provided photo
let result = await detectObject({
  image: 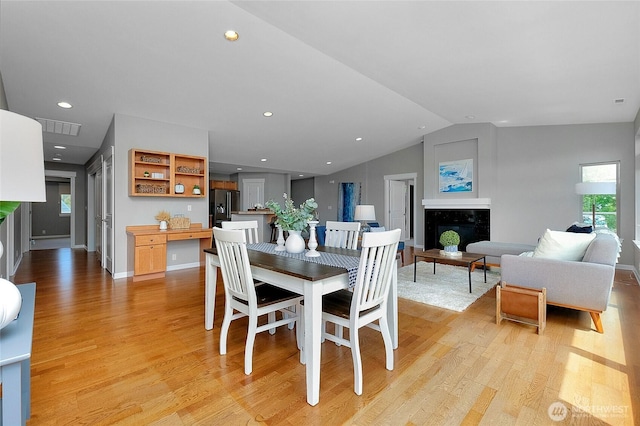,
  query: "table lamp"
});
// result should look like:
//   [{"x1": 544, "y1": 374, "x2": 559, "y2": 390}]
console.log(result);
[
  {"x1": 0, "y1": 107, "x2": 46, "y2": 330},
  {"x1": 575, "y1": 181, "x2": 616, "y2": 229},
  {"x1": 354, "y1": 205, "x2": 376, "y2": 232}
]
